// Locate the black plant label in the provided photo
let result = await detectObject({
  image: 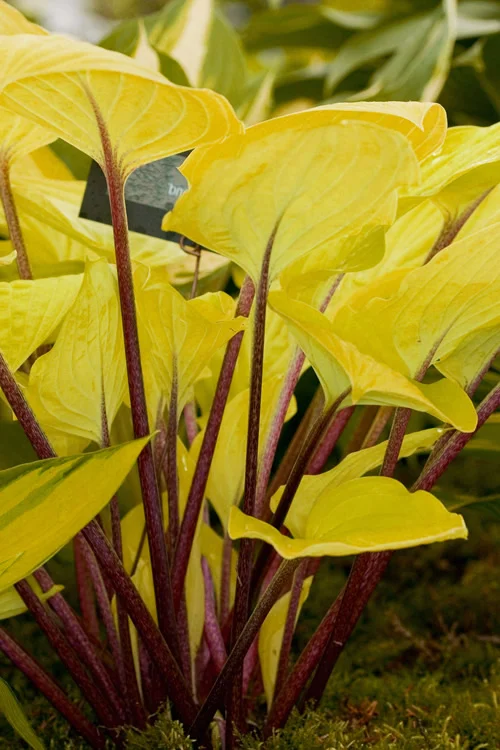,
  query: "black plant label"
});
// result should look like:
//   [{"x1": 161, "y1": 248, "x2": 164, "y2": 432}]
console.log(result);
[{"x1": 79, "y1": 152, "x2": 194, "y2": 244}]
